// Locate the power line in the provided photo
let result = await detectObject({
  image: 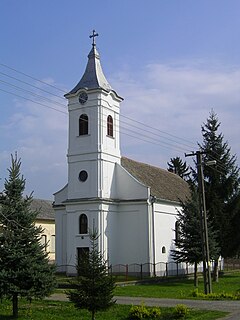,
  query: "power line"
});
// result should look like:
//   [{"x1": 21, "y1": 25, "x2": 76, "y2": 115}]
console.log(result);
[
  {"x1": 0, "y1": 88, "x2": 67, "y2": 115},
  {"x1": 0, "y1": 64, "x2": 197, "y2": 150},
  {"x1": 121, "y1": 113, "x2": 196, "y2": 149},
  {"x1": 1, "y1": 62, "x2": 235, "y2": 169},
  {"x1": 0, "y1": 70, "x2": 66, "y2": 101},
  {"x1": 0, "y1": 63, "x2": 66, "y2": 93},
  {"x1": 0, "y1": 83, "x2": 193, "y2": 154},
  {"x1": 0, "y1": 79, "x2": 67, "y2": 110}
]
